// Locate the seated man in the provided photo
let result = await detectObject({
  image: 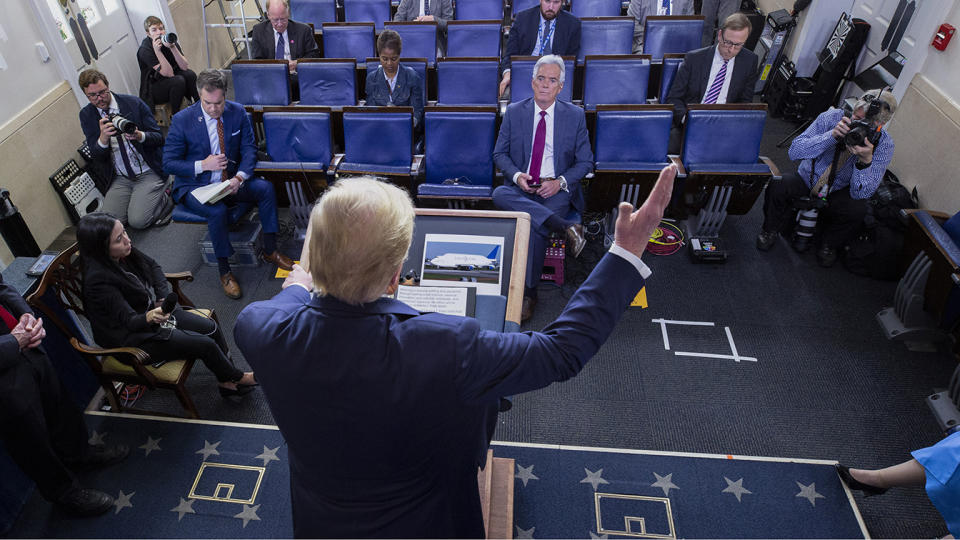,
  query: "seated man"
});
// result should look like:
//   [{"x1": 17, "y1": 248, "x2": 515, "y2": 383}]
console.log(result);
[
  {"x1": 665, "y1": 12, "x2": 758, "y2": 153},
  {"x1": 249, "y1": 0, "x2": 321, "y2": 100},
  {"x1": 394, "y1": 0, "x2": 453, "y2": 54},
  {"x1": 137, "y1": 15, "x2": 198, "y2": 114},
  {"x1": 627, "y1": 0, "x2": 694, "y2": 53},
  {"x1": 162, "y1": 70, "x2": 293, "y2": 299},
  {"x1": 499, "y1": 0, "x2": 581, "y2": 98},
  {"x1": 492, "y1": 55, "x2": 593, "y2": 322},
  {"x1": 78, "y1": 69, "x2": 174, "y2": 229},
  {"x1": 756, "y1": 88, "x2": 897, "y2": 267},
  {"x1": 0, "y1": 273, "x2": 128, "y2": 517}
]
